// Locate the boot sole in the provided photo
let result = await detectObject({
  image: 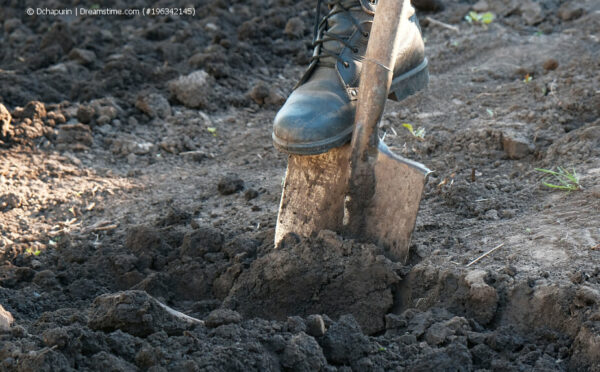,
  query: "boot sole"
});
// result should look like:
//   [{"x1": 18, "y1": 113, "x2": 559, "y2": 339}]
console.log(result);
[{"x1": 273, "y1": 58, "x2": 429, "y2": 155}]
